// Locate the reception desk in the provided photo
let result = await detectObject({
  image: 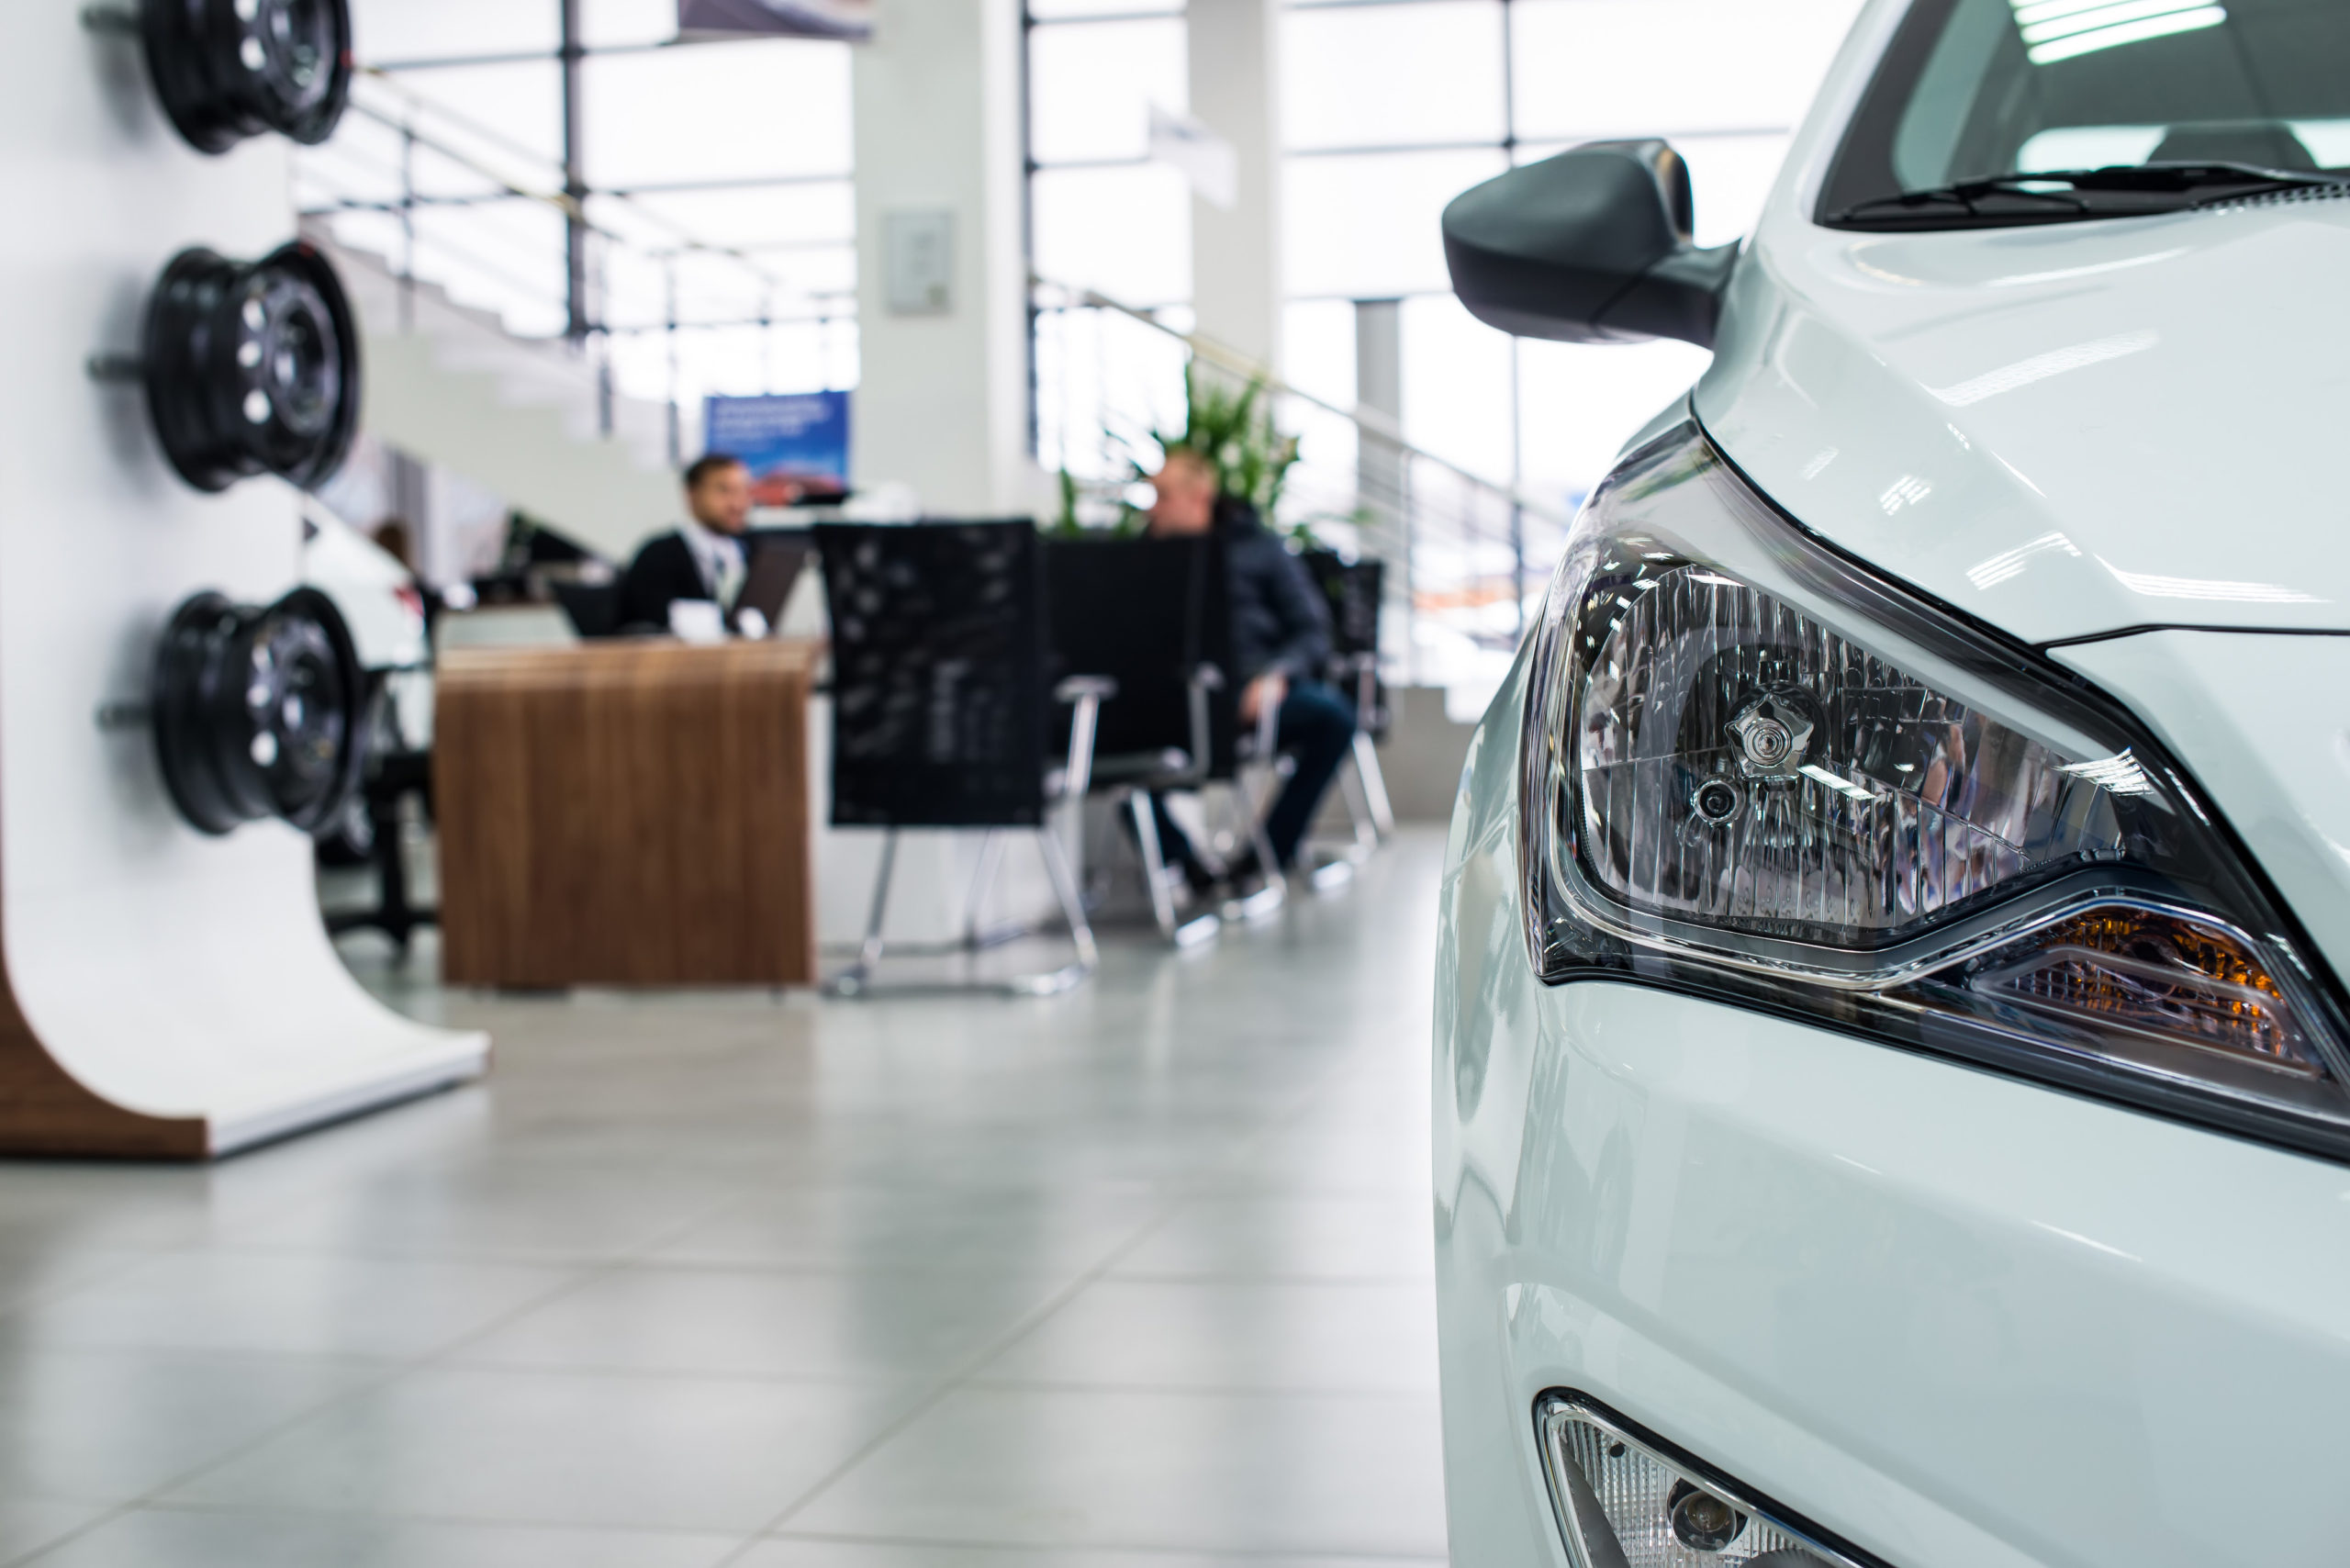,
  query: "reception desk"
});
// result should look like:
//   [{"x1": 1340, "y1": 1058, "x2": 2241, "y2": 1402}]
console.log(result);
[{"x1": 435, "y1": 639, "x2": 821, "y2": 989}]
